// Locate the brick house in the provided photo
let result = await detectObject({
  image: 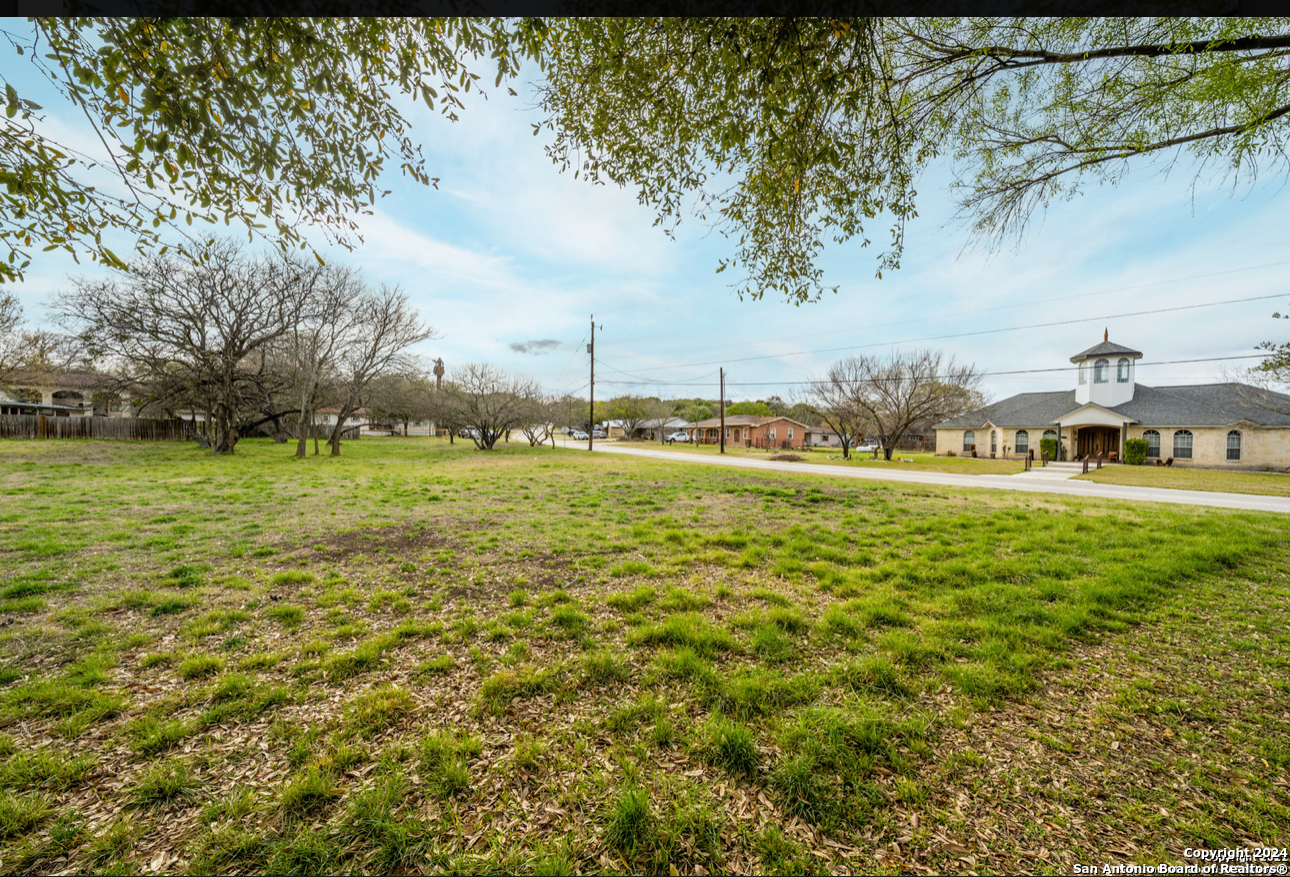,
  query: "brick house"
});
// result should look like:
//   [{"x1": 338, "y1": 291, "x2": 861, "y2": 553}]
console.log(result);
[{"x1": 687, "y1": 415, "x2": 810, "y2": 449}]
